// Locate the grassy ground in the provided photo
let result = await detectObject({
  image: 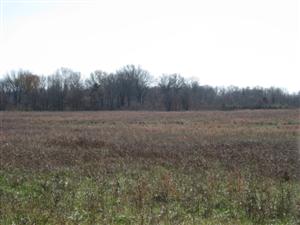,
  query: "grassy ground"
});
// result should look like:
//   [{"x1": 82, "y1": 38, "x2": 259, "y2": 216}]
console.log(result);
[{"x1": 0, "y1": 110, "x2": 299, "y2": 224}]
